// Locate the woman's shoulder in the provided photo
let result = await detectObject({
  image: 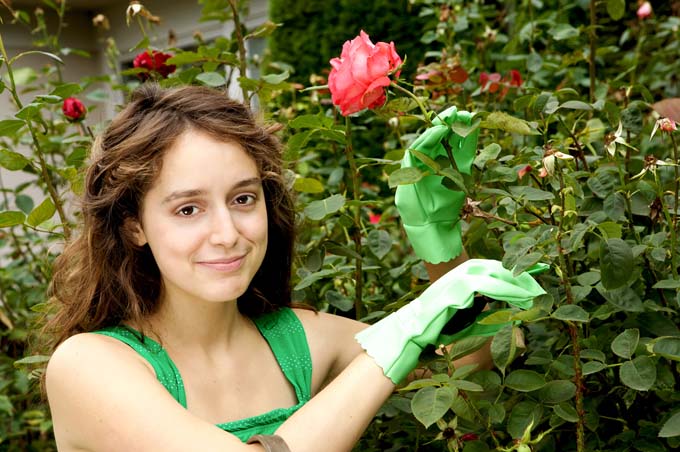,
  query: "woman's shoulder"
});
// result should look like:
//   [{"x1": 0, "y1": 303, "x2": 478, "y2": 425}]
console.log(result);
[{"x1": 46, "y1": 332, "x2": 155, "y2": 389}]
